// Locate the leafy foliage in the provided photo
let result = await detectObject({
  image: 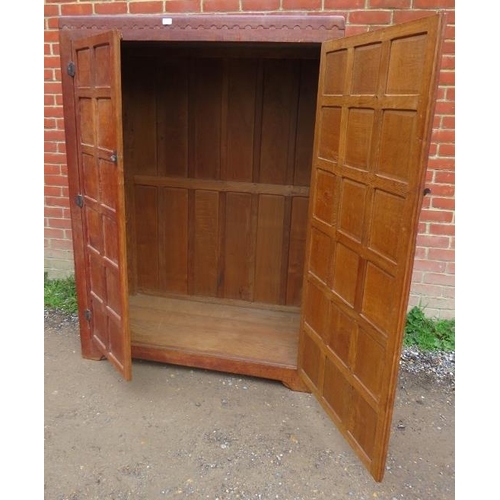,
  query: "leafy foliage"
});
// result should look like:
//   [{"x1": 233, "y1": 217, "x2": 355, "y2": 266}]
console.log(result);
[
  {"x1": 404, "y1": 305, "x2": 455, "y2": 352},
  {"x1": 44, "y1": 274, "x2": 78, "y2": 314}
]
